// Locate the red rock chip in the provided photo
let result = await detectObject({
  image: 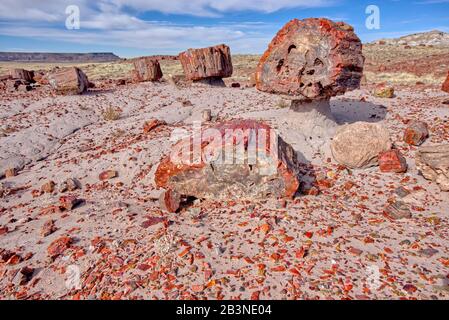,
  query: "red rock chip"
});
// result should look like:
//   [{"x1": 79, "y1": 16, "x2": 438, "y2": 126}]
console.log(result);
[
  {"x1": 379, "y1": 150, "x2": 408, "y2": 173},
  {"x1": 47, "y1": 236, "x2": 72, "y2": 258}
]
